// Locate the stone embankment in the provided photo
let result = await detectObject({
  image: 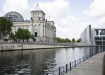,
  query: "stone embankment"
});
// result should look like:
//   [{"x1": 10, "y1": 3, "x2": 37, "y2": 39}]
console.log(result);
[
  {"x1": 65, "y1": 52, "x2": 105, "y2": 75},
  {"x1": 0, "y1": 43, "x2": 90, "y2": 51},
  {"x1": 0, "y1": 44, "x2": 66, "y2": 51}
]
